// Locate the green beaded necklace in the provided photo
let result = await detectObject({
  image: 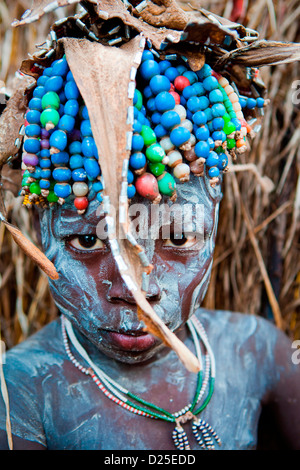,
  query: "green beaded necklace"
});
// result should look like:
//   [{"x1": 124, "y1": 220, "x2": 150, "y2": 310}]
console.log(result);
[{"x1": 62, "y1": 315, "x2": 221, "y2": 450}]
